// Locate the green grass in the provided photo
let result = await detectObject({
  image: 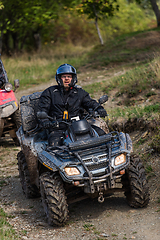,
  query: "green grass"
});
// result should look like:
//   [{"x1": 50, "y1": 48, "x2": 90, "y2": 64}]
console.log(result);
[
  {"x1": 0, "y1": 208, "x2": 18, "y2": 240},
  {"x1": 84, "y1": 58, "x2": 160, "y2": 99},
  {"x1": 150, "y1": 127, "x2": 160, "y2": 153},
  {"x1": 87, "y1": 27, "x2": 160, "y2": 68},
  {"x1": 83, "y1": 223, "x2": 94, "y2": 231},
  {"x1": 2, "y1": 44, "x2": 90, "y2": 89},
  {"x1": 107, "y1": 103, "x2": 160, "y2": 122}
]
